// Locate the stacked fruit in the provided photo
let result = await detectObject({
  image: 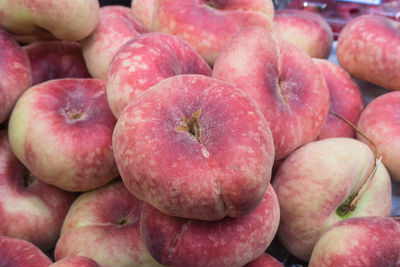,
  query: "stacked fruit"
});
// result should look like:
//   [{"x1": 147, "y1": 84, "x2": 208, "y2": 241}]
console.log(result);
[{"x1": 0, "y1": 0, "x2": 399, "y2": 266}]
